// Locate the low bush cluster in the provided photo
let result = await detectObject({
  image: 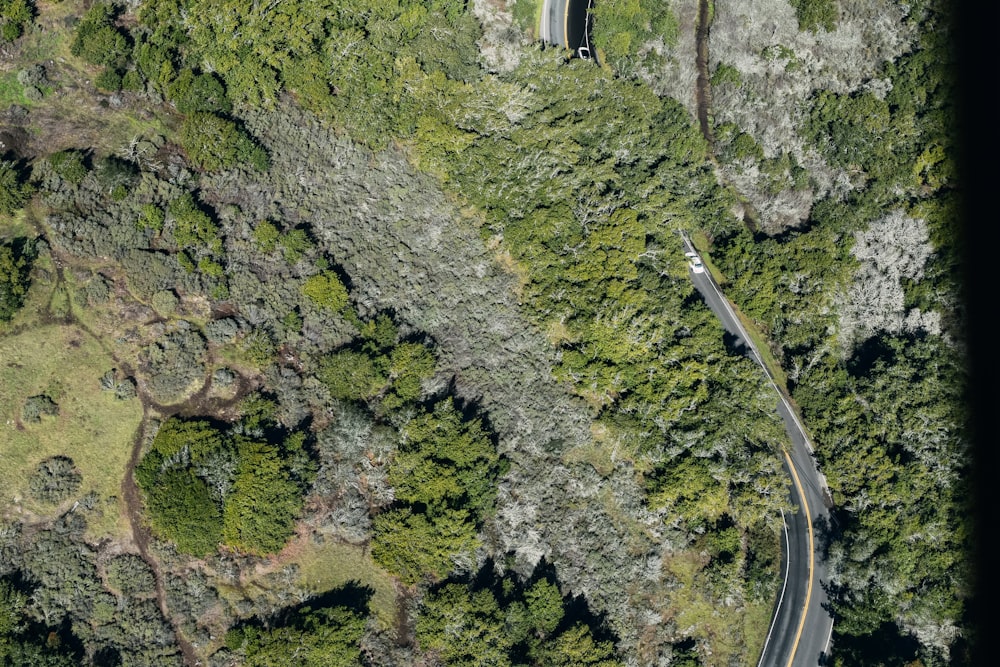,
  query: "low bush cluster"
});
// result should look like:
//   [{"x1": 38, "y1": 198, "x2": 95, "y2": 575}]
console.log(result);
[{"x1": 27, "y1": 456, "x2": 82, "y2": 504}]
